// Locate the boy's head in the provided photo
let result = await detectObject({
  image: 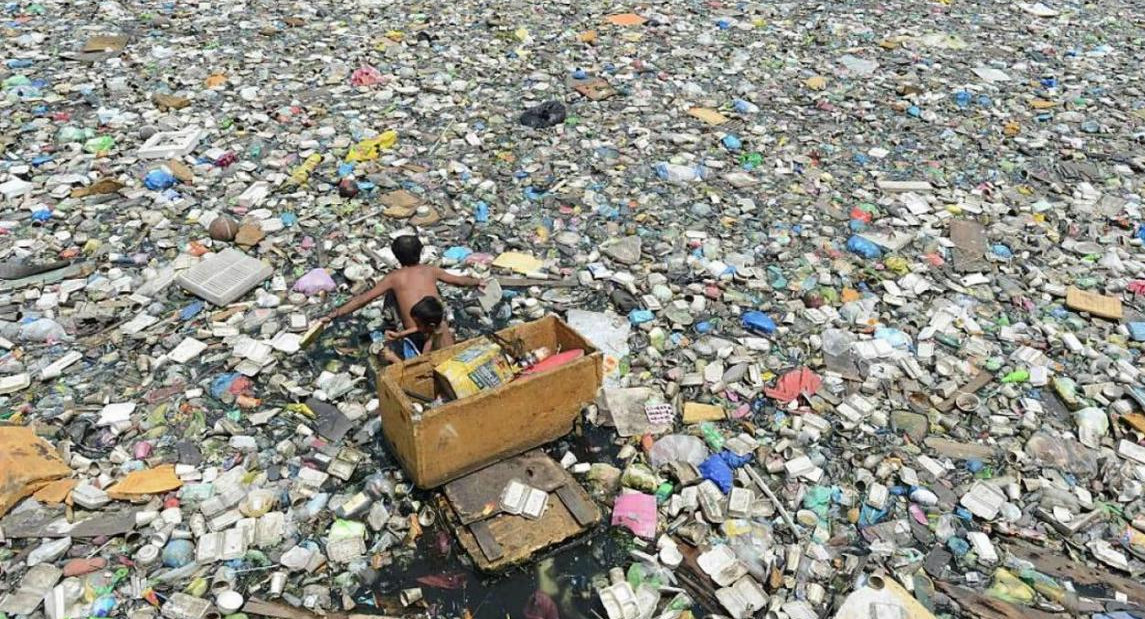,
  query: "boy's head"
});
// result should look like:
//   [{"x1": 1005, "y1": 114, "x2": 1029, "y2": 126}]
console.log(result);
[
  {"x1": 392, "y1": 235, "x2": 423, "y2": 267},
  {"x1": 410, "y1": 296, "x2": 445, "y2": 333}
]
